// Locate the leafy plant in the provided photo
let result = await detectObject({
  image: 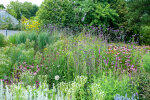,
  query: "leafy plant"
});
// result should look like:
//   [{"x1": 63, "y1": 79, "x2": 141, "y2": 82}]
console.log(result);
[
  {"x1": 0, "y1": 34, "x2": 5, "y2": 47},
  {"x1": 92, "y1": 72, "x2": 138, "y2": 100},
  {"x1": 18, "y1": 48, "x2": 35, "y2": 64},
  {"x1": 0, "y1": 54, "x2": 12, "y2": 79},
  {"x1": 37, "y1": 32, "x2": 49, "y2": 49},
  {"x1": 140, "y1": 25, "x2": 150, "y2": 45},
  {"x1": 143, "y1": 52, "x2": 150, "y2": 73}
]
